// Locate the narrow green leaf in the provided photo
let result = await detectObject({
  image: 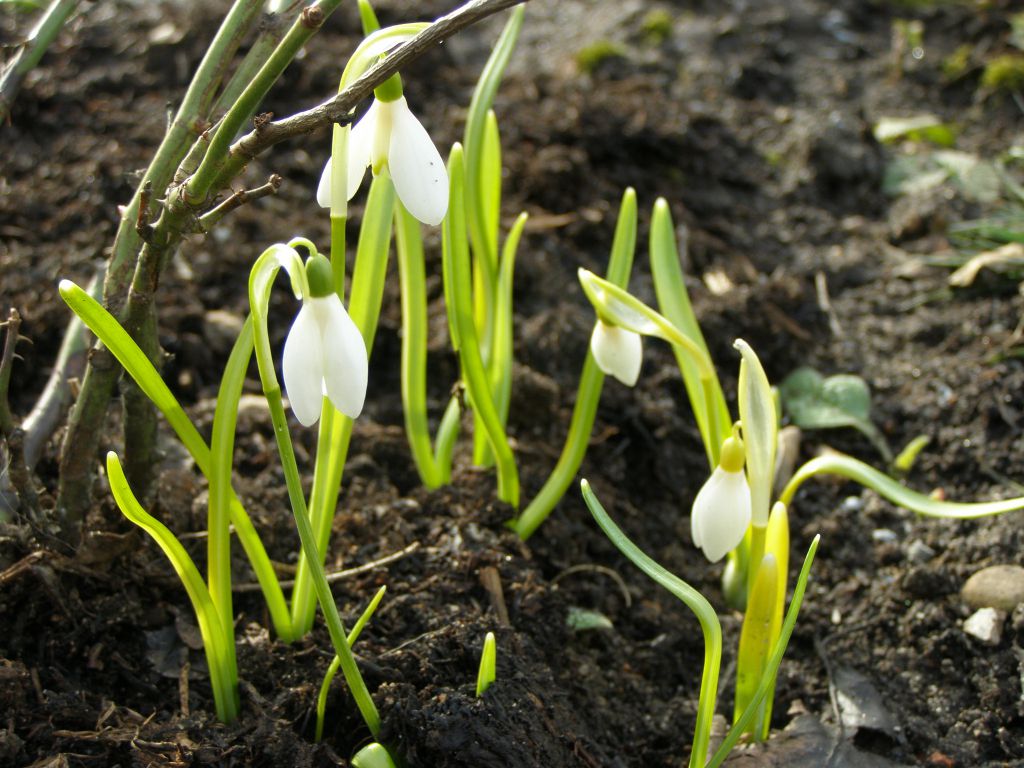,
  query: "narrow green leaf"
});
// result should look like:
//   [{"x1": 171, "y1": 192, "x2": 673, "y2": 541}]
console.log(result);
[
  {"x1": 464, "y1": 4, "x2": 525, "y2": 275},
  {"x1": 733, "y1": 554, "x2": 779, "y2": 738},
  {"x1": 59, "y1": 280, "x2": 209, "y2": 463},
  {"x1": 443, "y1": 144, "x2": 519, "y2": 507},
  {"x1": 651, "y1": 198, "x2": 730, "y2": 467},
  {"x1": 491, "y1": 212, "x2": 528, "y2": 429},
  {"x1": 582, "y1": 480, "x2": 721, "y2": 768},
  {"x1": 315, "y1": 585, "x2": 387, "y2": 741},
  {"x1": 106, "y1": 452, "x2": 237, "y2": 722}
]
